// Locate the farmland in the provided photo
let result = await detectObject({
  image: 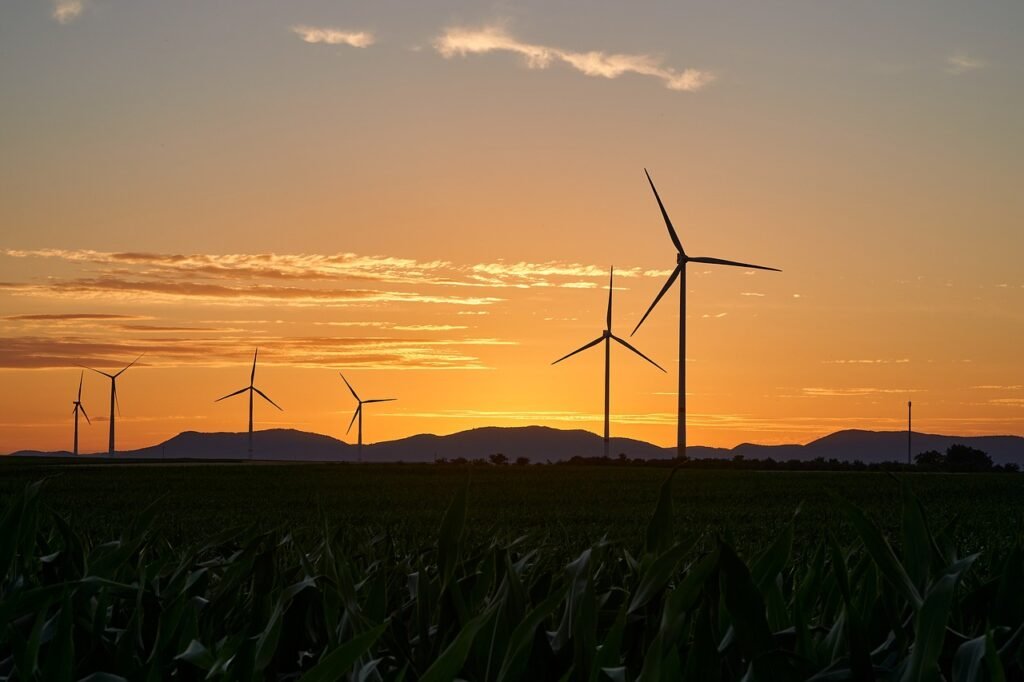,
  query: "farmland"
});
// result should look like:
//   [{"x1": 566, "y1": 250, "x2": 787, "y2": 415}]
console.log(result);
[
  {"x1": 2, "y1": 459, "x2": 1024, "y2": 680},
  {"x1": 0, "y1": 459, "x2": 1020, "y2": 555}
]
